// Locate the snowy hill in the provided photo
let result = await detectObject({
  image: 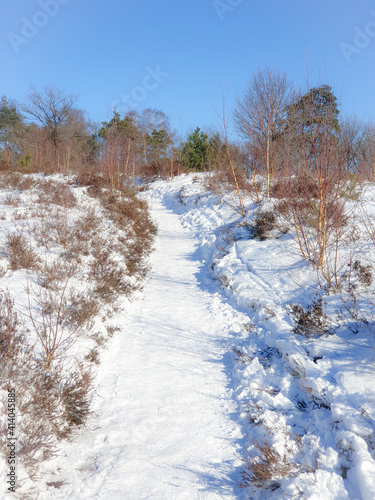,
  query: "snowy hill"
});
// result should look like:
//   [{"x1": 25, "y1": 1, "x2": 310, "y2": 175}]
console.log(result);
[{"x1": 2, "y1": 173, "x2": 375, "y2": 499}]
